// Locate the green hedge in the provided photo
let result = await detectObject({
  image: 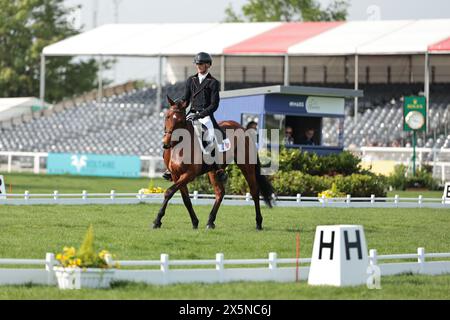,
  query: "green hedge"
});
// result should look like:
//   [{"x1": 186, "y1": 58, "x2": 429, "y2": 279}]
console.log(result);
[
  {"x1": 387, "y1": 164, "x2": 439, "y2": 191},
  {"x1": 190, "y1": 166, "x2": 387, "y2": 197}
]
